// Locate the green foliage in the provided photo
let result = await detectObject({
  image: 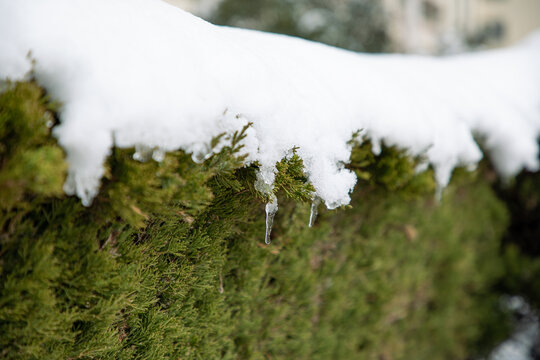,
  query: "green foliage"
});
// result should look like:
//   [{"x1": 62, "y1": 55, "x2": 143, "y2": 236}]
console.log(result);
[
  {"x1": 348, "y1": 137, "x2": 436, "y2": 197},
  {"x1": 274, "y1": 150, "x2": 315, "y2": 202},
  {"x1": 0, "y1": 81, "x2": 520, "y2": 359},
  {"x1": 0, "y1": 81, "x2": 66, "y2": 210}
]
